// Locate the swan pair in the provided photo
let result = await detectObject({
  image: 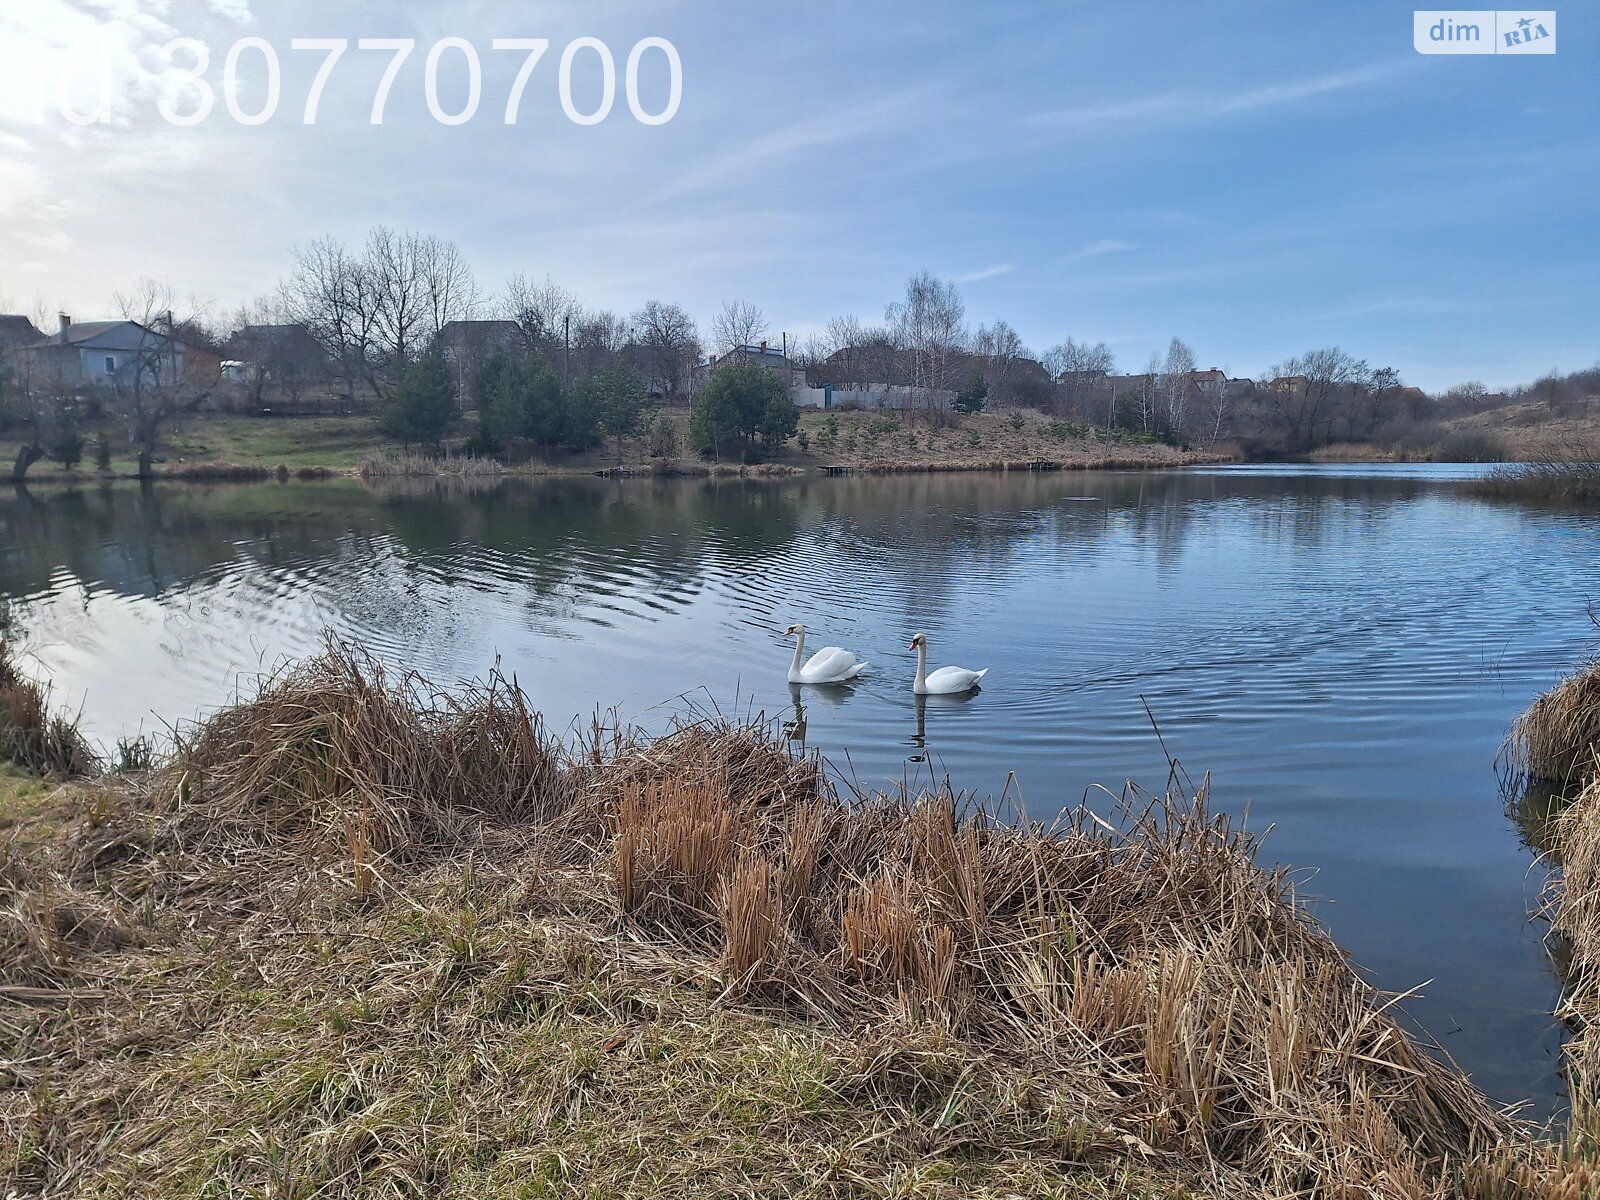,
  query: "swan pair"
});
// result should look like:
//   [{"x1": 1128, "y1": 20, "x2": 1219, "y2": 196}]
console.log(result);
[{"x1": 784, "y1": 625, "x2": 987, "y2": 694}]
